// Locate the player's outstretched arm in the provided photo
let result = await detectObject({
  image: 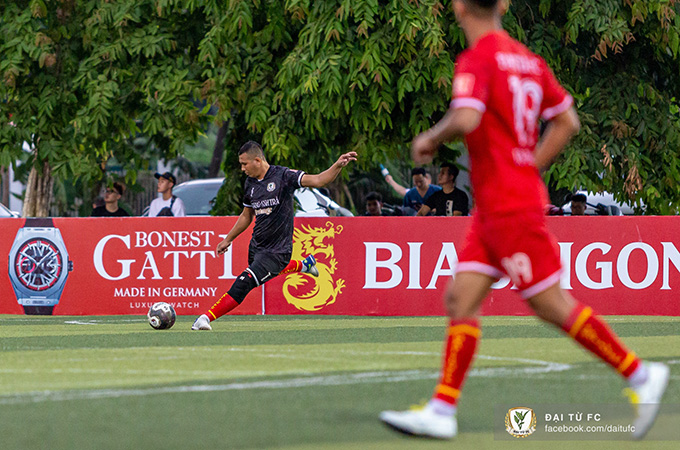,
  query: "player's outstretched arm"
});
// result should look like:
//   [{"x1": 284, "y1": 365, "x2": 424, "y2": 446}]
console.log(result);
[
  {"x1": 534, "y1": 107, "x2": 580, "y2": 171},
  {"x1": 216, "y1": 207, "x2": 255, "y2": 256},
  {"x1": 301, "y1": 152, "x2": 358, "y2": 188},
  {"x1": 412, "y1": 108, "x2": 481, "y2": 165}
]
